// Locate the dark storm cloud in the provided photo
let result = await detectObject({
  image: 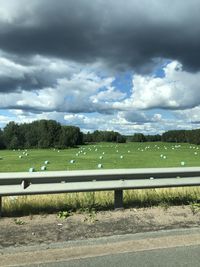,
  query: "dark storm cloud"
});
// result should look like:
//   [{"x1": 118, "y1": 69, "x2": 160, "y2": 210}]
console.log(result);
[
  {"x1": 0, "y1": 73, "x2": 57, "y2": 93},
  {"x1": 0, "y1": 53, "x2": 74, "y2": 93},
  {"x1": 0, "y1": 62, "x2": 67, "y2": 93},
  {"x1": 0, "y1": 0, "x2": 200, "y2": 73}
]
